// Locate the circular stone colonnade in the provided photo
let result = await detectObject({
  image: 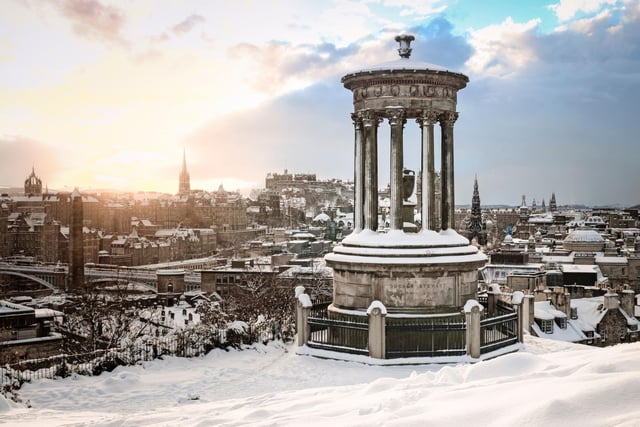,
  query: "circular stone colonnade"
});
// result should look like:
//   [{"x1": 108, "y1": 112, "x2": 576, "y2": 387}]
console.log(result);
[{"x1": 325, "y1": 35, "x2": 486, "y2": 314}]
